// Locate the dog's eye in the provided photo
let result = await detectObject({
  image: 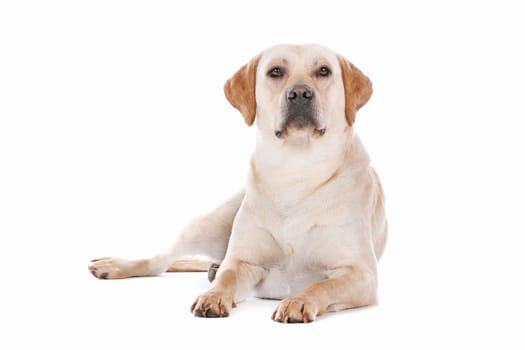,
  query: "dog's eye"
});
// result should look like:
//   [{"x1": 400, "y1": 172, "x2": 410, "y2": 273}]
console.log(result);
[
  {"x1": 268, "y1": 67, "x2": 284, "y2": 78},
  {"x1": 318, "y1": 66, "x2": 331, "y2": 77}
]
